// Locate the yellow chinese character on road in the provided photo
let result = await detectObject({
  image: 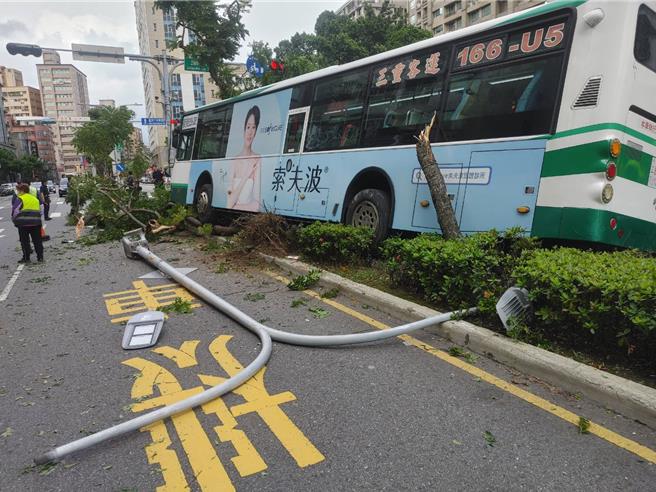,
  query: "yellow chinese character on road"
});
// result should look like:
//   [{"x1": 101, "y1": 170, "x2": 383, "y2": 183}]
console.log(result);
[
  {"x1": 104, "y1": 280, "x2": 201, "y2": 324},
  {"x1": 123, "y1": 335, "x2": 324, "y2": 492}
]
